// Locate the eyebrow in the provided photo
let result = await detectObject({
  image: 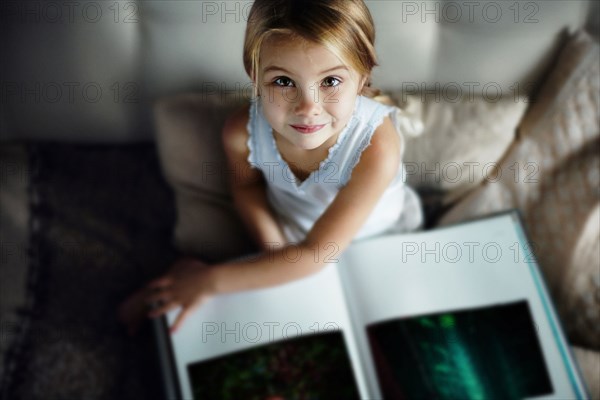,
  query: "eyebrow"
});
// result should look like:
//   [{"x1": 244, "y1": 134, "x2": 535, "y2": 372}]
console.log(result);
[{"x1": 262, "y1": 65, "x2": 348, "y2": 75}]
